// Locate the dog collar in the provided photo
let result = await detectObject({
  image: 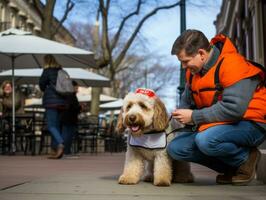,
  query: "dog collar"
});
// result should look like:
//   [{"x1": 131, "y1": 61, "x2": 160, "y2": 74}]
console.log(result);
[{"x1": 128, "y1": 131, "x2": 167, "y2": 149}]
